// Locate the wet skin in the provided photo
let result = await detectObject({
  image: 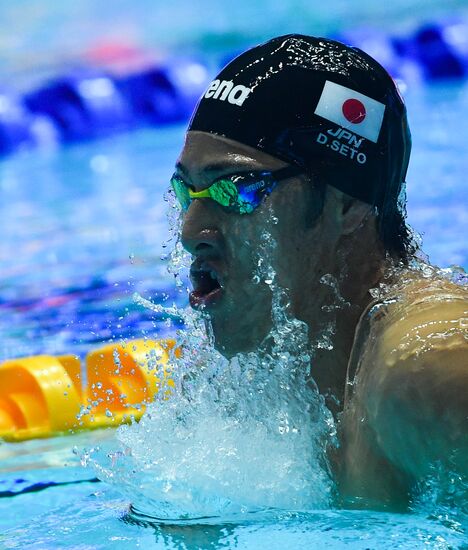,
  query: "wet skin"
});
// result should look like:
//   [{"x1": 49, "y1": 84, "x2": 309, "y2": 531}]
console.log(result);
[
  {"x1": 176, "y1": 131, "x2": 468, "y2": 508},
  {"x1": 340, "y1": 274, "x2": 468, "y2": 507}
]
